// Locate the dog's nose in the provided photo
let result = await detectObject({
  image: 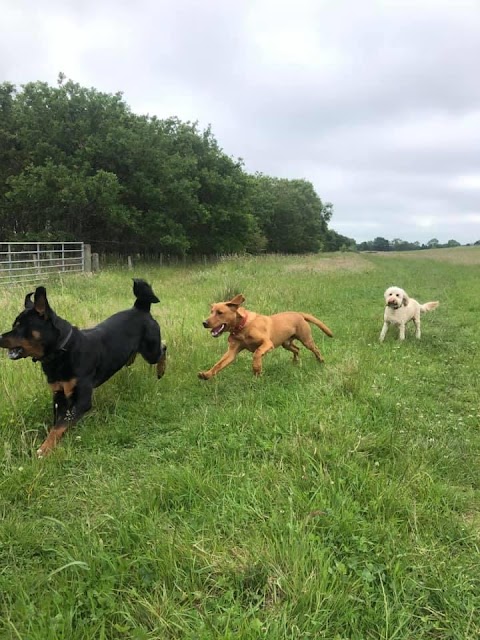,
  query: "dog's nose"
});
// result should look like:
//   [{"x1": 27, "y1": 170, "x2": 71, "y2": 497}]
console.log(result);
[{"x1": 202, "y1": 321, "x2": 209, "y2": 328}]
